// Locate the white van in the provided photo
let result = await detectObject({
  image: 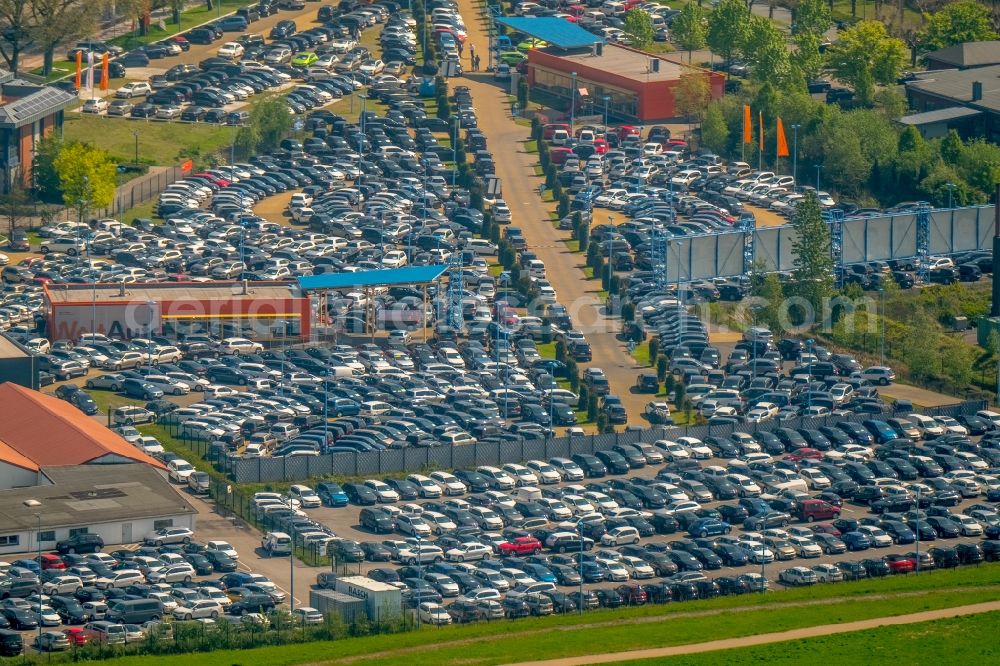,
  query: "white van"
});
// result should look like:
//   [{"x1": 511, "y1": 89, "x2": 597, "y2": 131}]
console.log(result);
[
  {"x1": 525, "y1": 259, "x2": 546, "y2": 279},
  {"x1": 261, "y1": 532, "x2": 292, "y2": 557},
  {"x1": 510, "y1": 486, "x2": 543, "y2": 502},
  {"x1": 601, "y1": 1, "x2": 625, "y2": 16}
]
